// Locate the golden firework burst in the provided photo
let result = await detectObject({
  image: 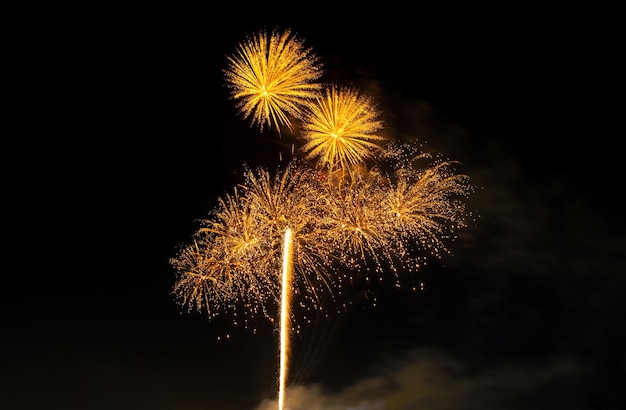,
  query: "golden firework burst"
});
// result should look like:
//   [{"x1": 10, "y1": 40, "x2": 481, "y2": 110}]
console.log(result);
[
  {"x1": 224, "y1": 28, "x2": 323, "y2": 133},
  {"x1": 171, "y1": 161, "x2": 340, "y2": 321},
  {"x1": 172, "y1": 190, "x2": 280, "y2": 319},
  {"x1": 381, "y1": 158, "x2": 473, "y2": 262},
  {"x1": 300, "y1": 84, "x2": 386, "y2": 171}
]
